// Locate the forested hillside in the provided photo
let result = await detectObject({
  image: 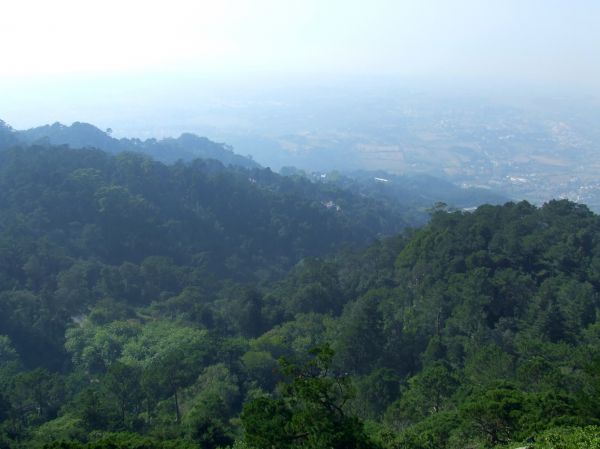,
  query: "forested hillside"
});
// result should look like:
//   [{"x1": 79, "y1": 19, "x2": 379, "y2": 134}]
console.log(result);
[
  {"x1": 0, "y1": 121, "x2": 17, "y2": 148},
  {"x1": 0, "y1": 143, "x2": 408, "y2": 368},
  {"x1": 300, "y1": 169, "x2": 509, "y2": 225},
  {"x1": 0, "y1": 143, "x2": 599, "y2": 449},
  {"x1": 2, "y1": 119, "x2": 512, "y2": 218},
  {"x1": 2, "y1": 120, "x2": 259, "y2": 168}
]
